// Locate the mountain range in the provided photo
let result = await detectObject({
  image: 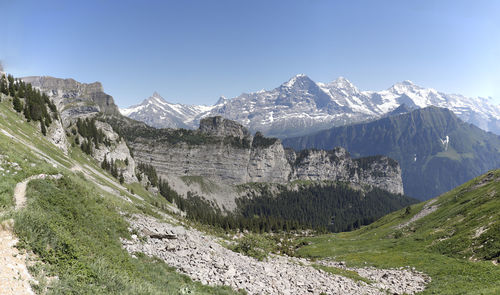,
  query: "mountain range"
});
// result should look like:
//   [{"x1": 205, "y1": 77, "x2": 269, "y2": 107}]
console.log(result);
[
  {"x1": 121, "y1": 74, "x2": 500, "y2": 138},
  {"x1": 283, "y1": 106, "x2": 500, "y2": 200}
]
